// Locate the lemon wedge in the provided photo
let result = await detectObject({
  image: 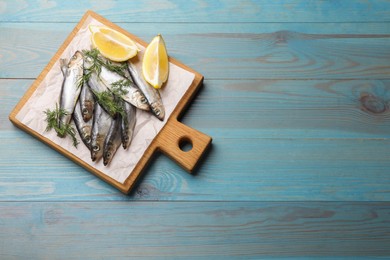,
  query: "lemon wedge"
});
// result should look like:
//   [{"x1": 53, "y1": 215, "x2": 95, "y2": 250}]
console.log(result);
[
  {"x1": 142, "y1": 34, "x2": 169, "y2": 89},
  {"x1": 89, "y1": 25, "x2": 139, "y2": 62}
]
